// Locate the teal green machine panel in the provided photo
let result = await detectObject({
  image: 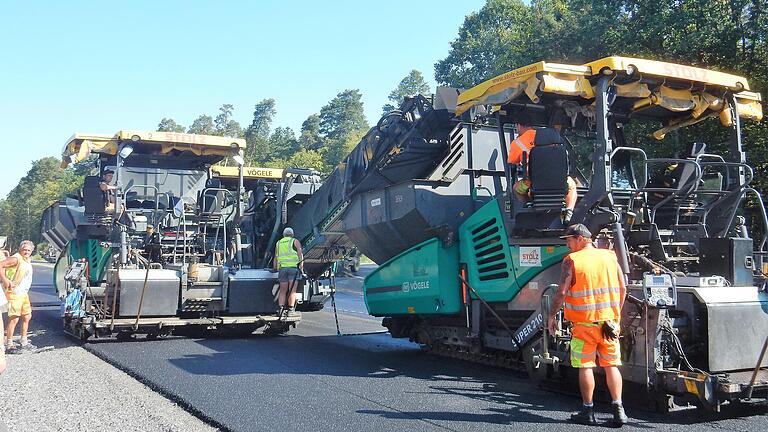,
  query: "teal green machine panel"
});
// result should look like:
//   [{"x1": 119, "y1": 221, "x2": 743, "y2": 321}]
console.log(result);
[
  {"x1": 458, "y1": 198, "x2": 568, "y2": 302},
  {"x1": 364, "y1": 237, "x2": 461, "y2": 316}
]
